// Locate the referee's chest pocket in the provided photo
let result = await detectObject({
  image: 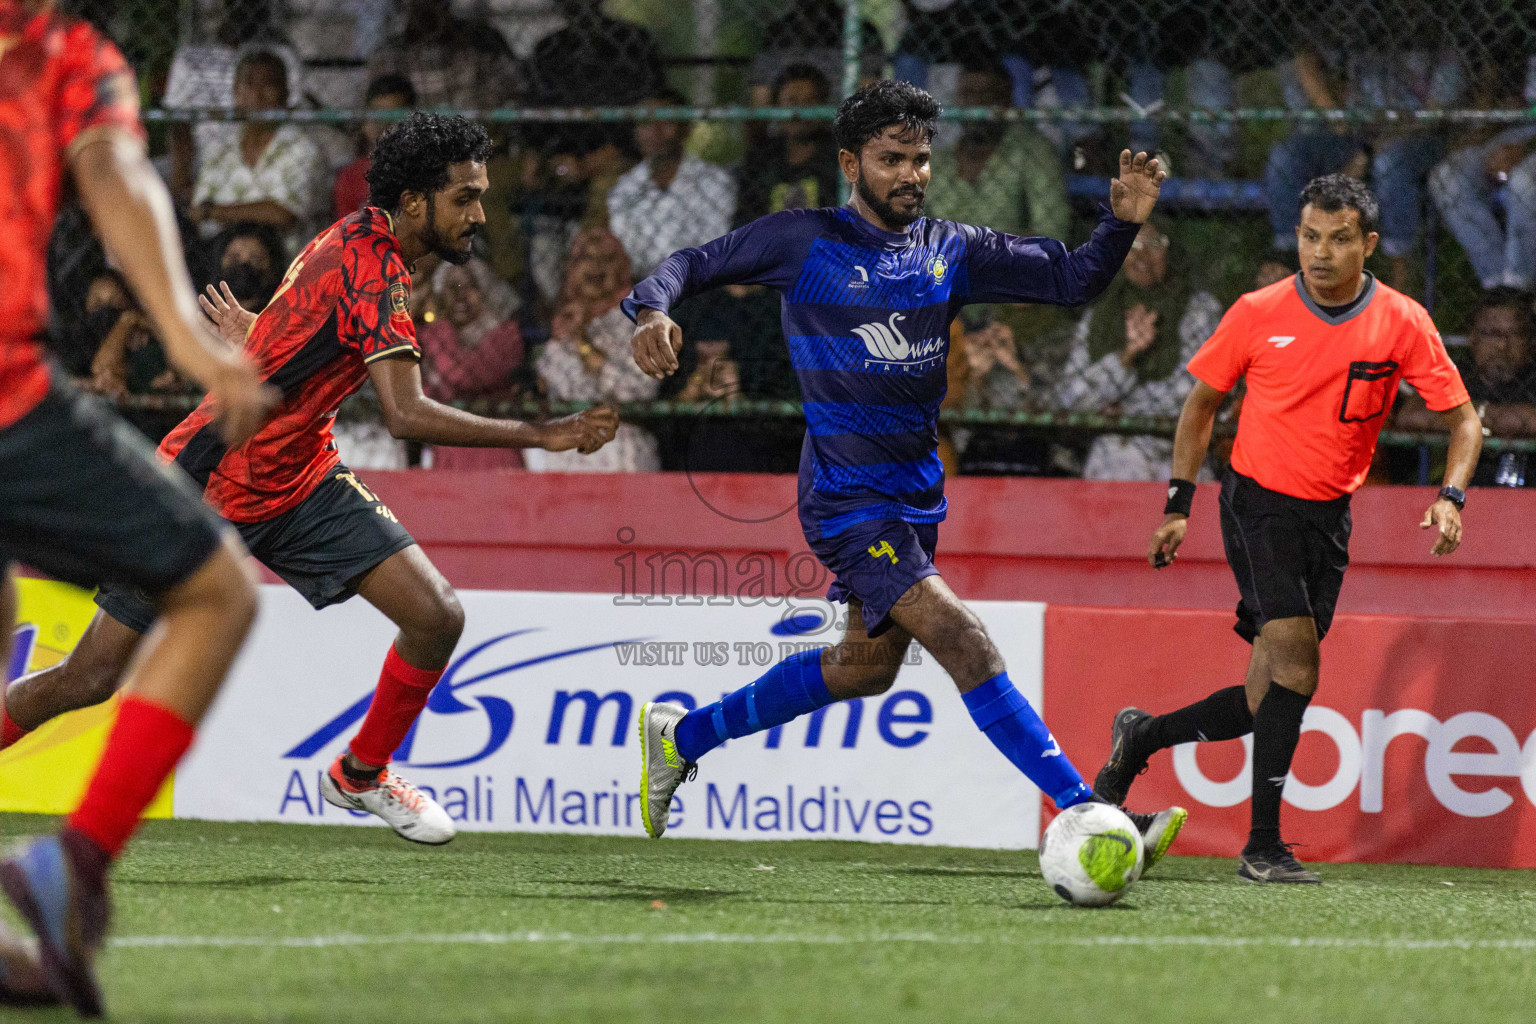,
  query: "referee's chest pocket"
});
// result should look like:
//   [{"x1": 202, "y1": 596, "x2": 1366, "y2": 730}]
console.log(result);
[{"x1": 1338, "y1": 360, "x2": 1399, "y2": 423}]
